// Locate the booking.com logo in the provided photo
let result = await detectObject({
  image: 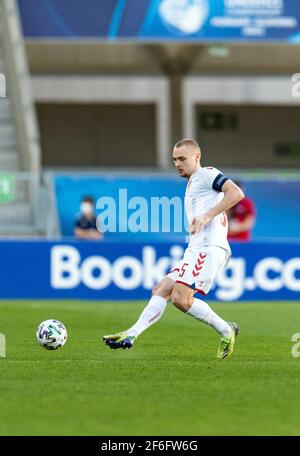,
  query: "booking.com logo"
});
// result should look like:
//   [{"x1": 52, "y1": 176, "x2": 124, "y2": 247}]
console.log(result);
[
  {"x1": 95, "y1": 189, "x2": 207, "y2": 234},
  {"x1": 51, "y1": 245, "x2": 300, "y2": 301}
]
